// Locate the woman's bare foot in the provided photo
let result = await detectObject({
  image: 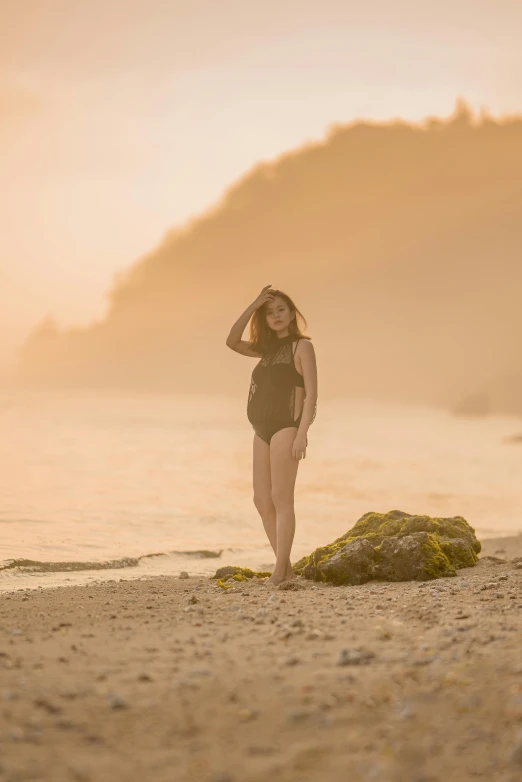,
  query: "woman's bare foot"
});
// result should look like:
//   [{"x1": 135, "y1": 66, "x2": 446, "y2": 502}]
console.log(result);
[
  {"x1": 264, "y1": 567, "x2": 296, "y2": 587},
  {"x1": 264, "y1": 572, "x2": 286, "y2": 586}
]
